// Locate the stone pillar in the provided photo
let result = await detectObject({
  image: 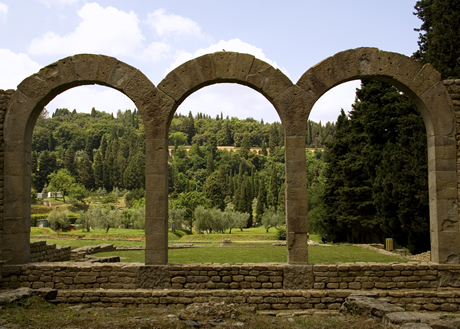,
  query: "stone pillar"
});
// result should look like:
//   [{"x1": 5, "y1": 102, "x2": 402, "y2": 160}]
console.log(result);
[
  {"x1": 285, "y1": 135, "x2": 309, "y2": 264},
  {"x1": 427, "y1": 134, "x2": 459, "y2": 263},
  {"x1": 144, "y1": 138, "x2": 169, "y2": 265}
]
